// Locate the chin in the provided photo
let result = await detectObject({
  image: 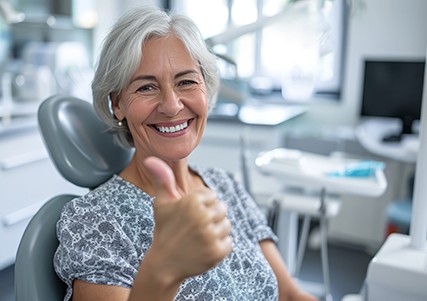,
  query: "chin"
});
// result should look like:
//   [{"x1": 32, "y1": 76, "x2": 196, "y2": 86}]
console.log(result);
[{"x1": 157, "y1": 149, "x2": 194, "y2": 163}]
